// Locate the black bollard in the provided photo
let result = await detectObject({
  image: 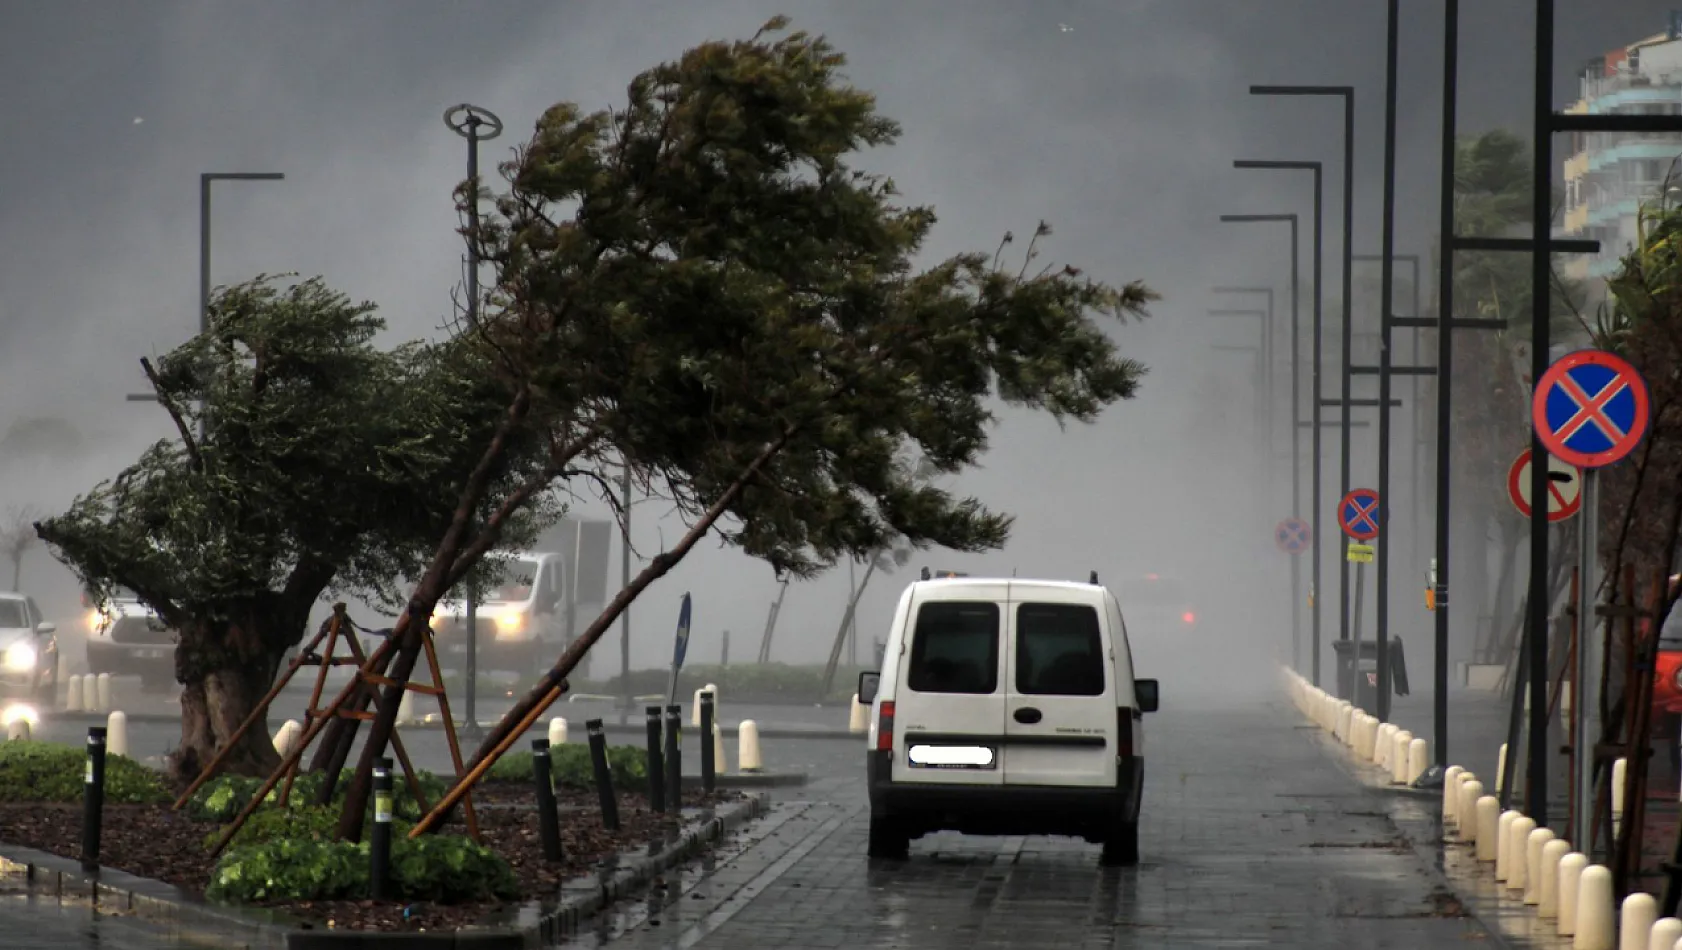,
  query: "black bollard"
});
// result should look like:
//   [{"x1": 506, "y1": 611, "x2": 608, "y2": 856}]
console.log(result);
[
  {"x1": 645, "y1": 705, "x2": 666, "y2": 814},
  {"x1": 663, "y1": 704, "x2": 682, "y2": 811},
  {"x1": 699, "y1": 690, "x2": 717, "y2": 794},
  {"x1": 531, "y1": 739, "x2": 565, "y2": 862},
  {"x1": 80, "y1": 725, "x2": 107, "y2": 872},
  {"x1": 585, "y1": 719, "x2": 620, "y2": 831},
  {"x1": 370, "y1": 757, "x2": 394, "y2": 900}
]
